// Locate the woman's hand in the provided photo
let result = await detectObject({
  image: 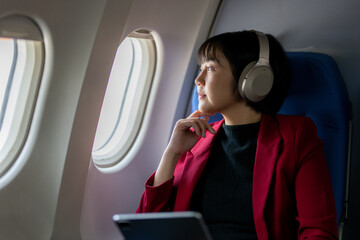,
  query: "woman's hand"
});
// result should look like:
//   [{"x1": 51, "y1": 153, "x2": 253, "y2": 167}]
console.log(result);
[
  {"x1": 153, "y1": 110, "x2": 216, "y2": 186},
  {"x1": 166, "y1": 110, "x2": 216, "y2": 156}
]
